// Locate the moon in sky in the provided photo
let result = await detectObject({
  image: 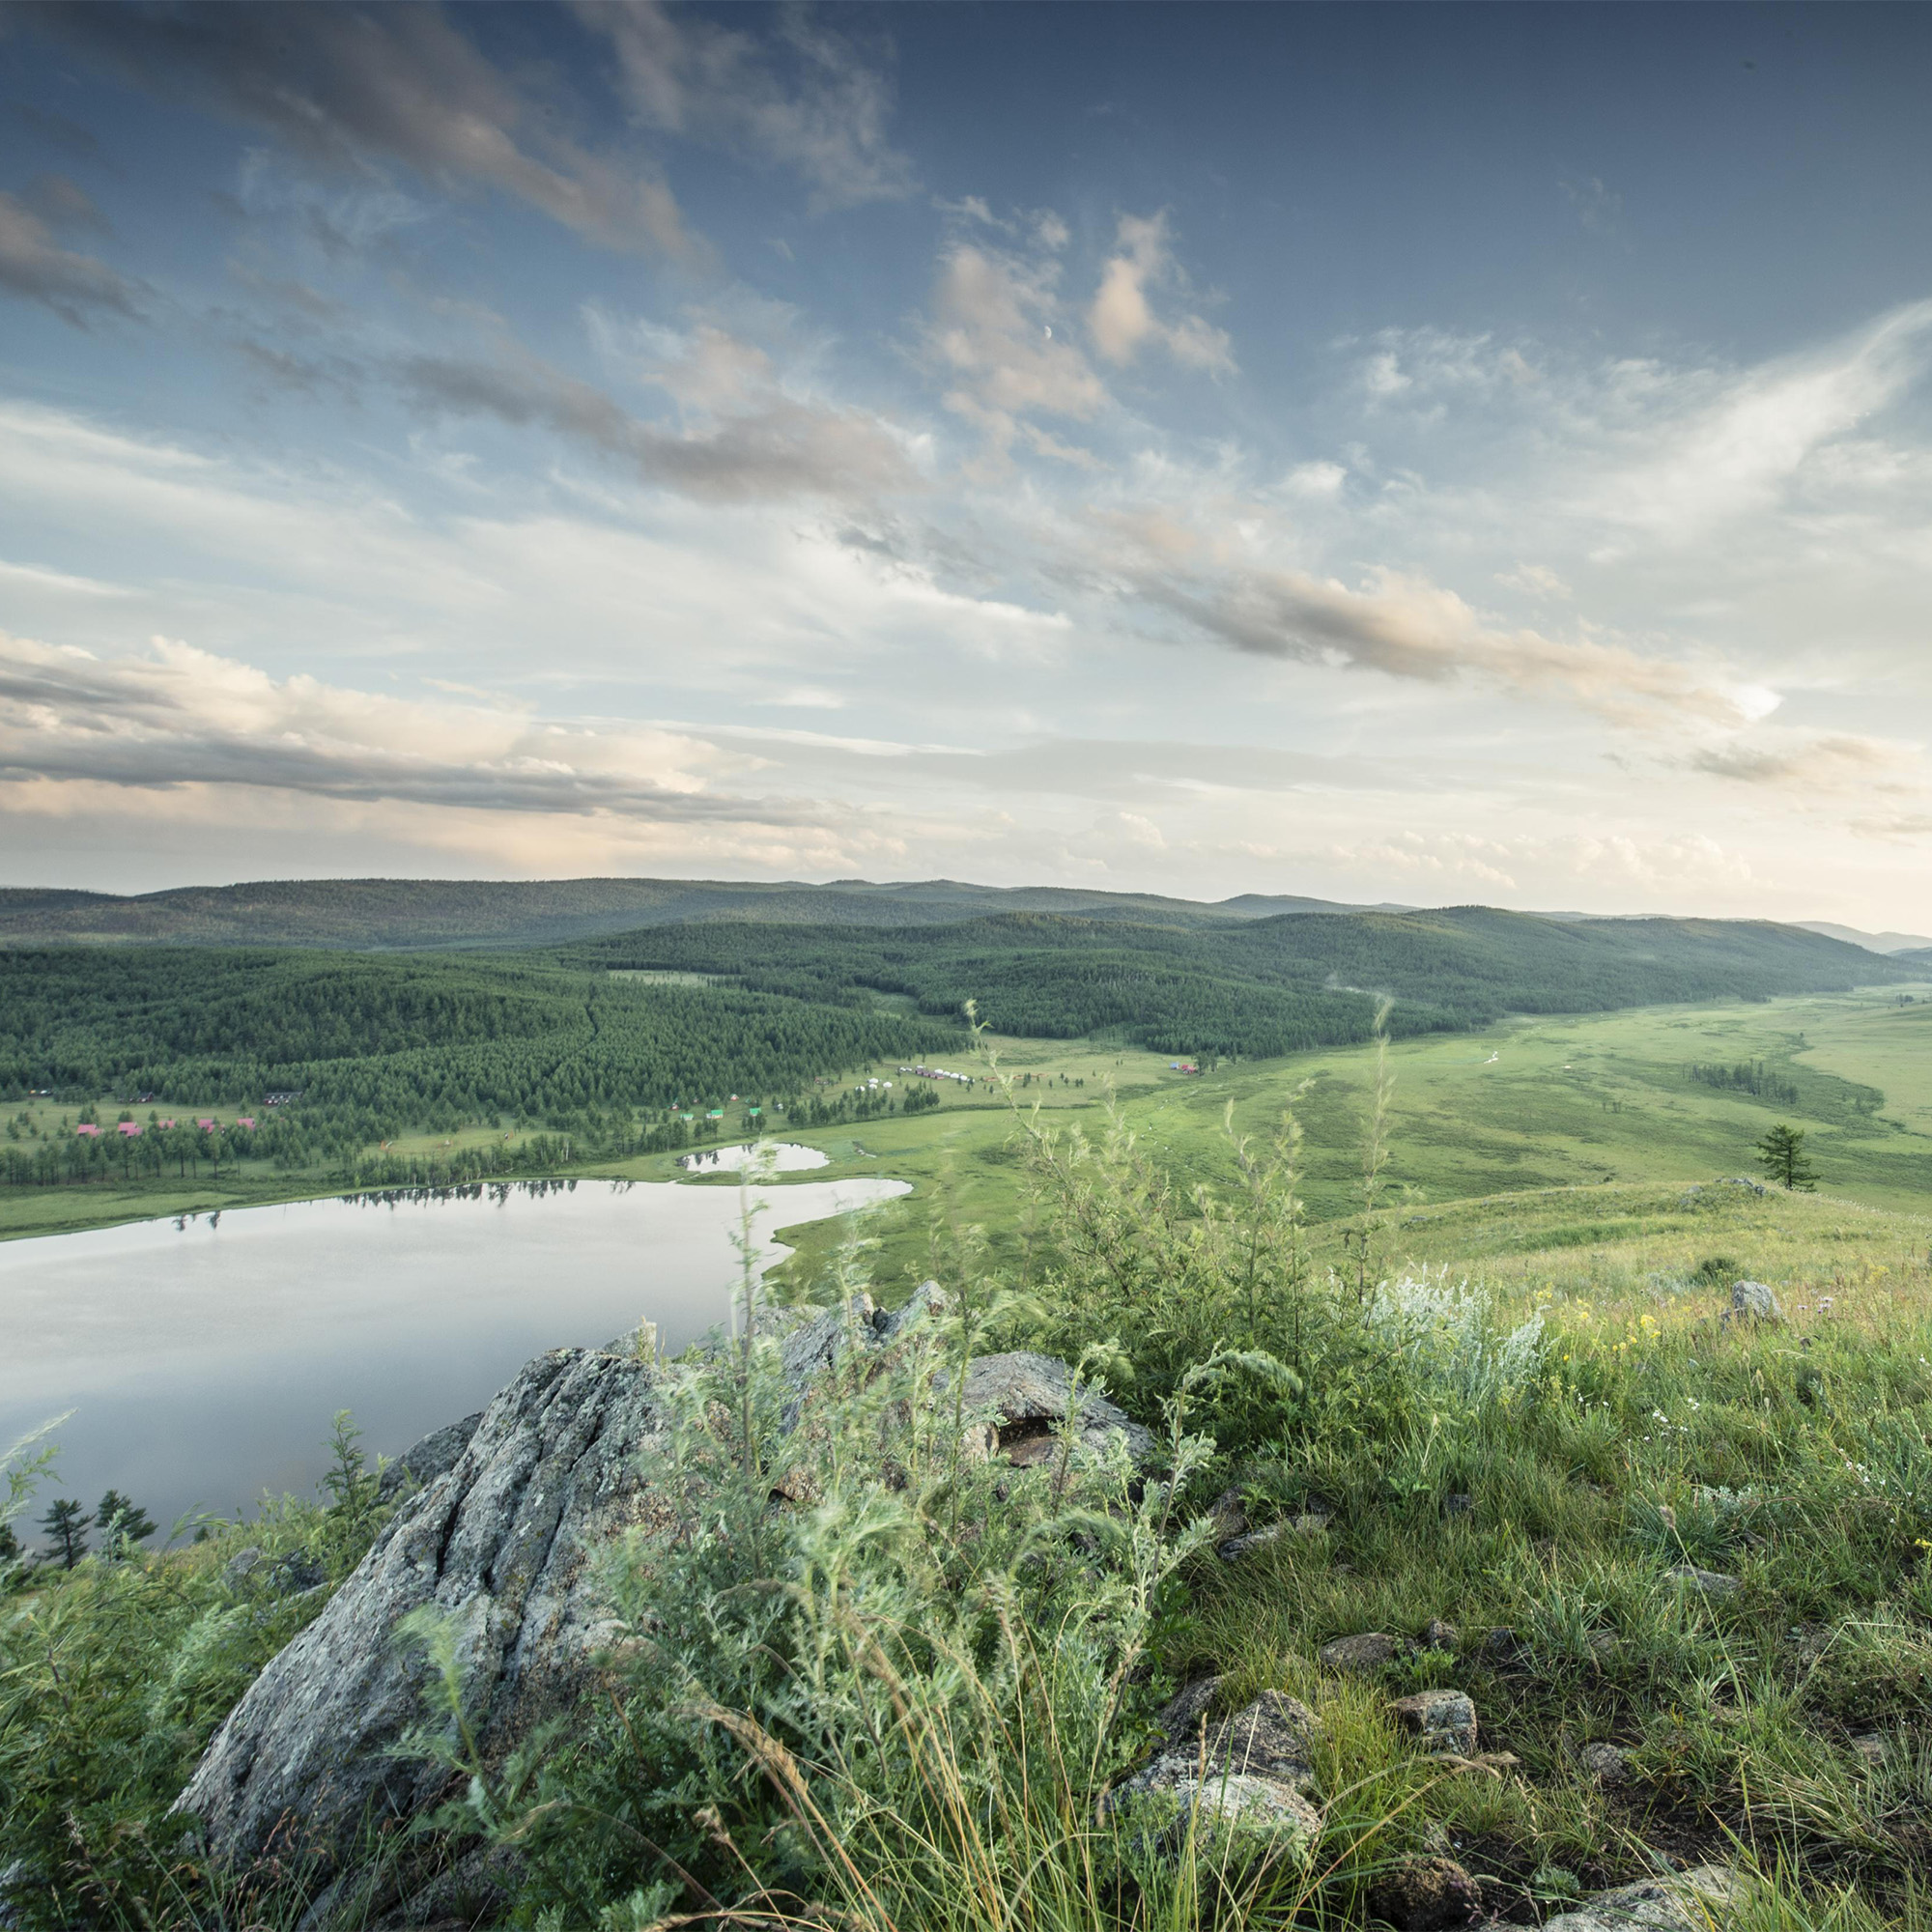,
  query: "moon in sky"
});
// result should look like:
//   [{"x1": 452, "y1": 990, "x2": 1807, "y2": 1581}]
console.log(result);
[{"x1": 1043, "y1": 325, "x2": 1052, "y2": 338}]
